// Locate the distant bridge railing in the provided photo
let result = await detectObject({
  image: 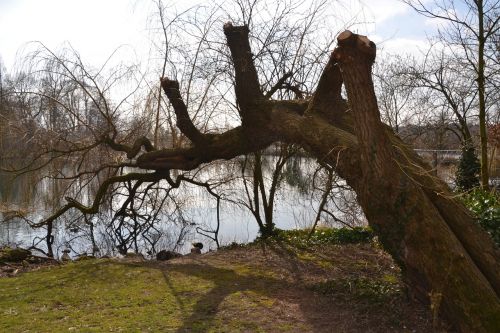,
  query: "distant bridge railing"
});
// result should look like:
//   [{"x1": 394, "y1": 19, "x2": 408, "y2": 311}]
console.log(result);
[{"x1": 413, "y1": 149, "x2": 462, "y2": 164}]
